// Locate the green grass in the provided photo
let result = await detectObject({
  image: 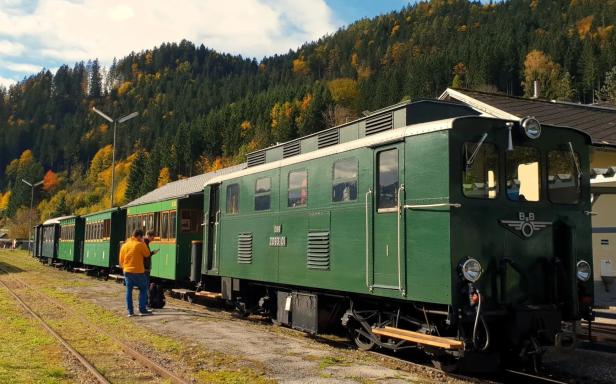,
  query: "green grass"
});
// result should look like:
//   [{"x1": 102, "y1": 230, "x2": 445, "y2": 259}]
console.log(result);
[{"x1": 0, "y1": 287, "x2": 71, "y2": 384}]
